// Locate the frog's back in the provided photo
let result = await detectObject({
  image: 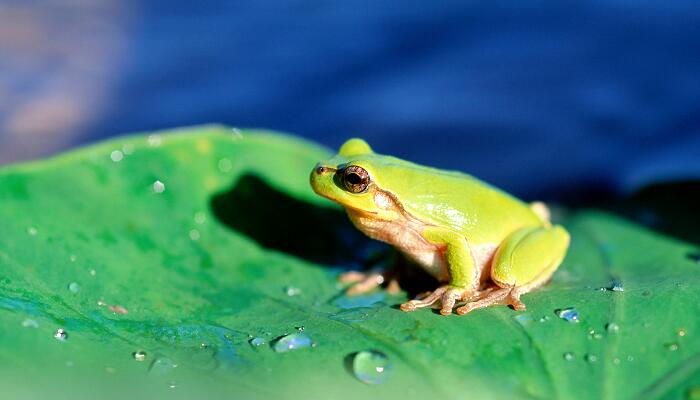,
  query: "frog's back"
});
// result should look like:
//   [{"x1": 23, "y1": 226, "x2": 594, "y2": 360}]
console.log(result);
[{"x1": 363, "y1": 156, "x2": 542, "y2": 244}]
